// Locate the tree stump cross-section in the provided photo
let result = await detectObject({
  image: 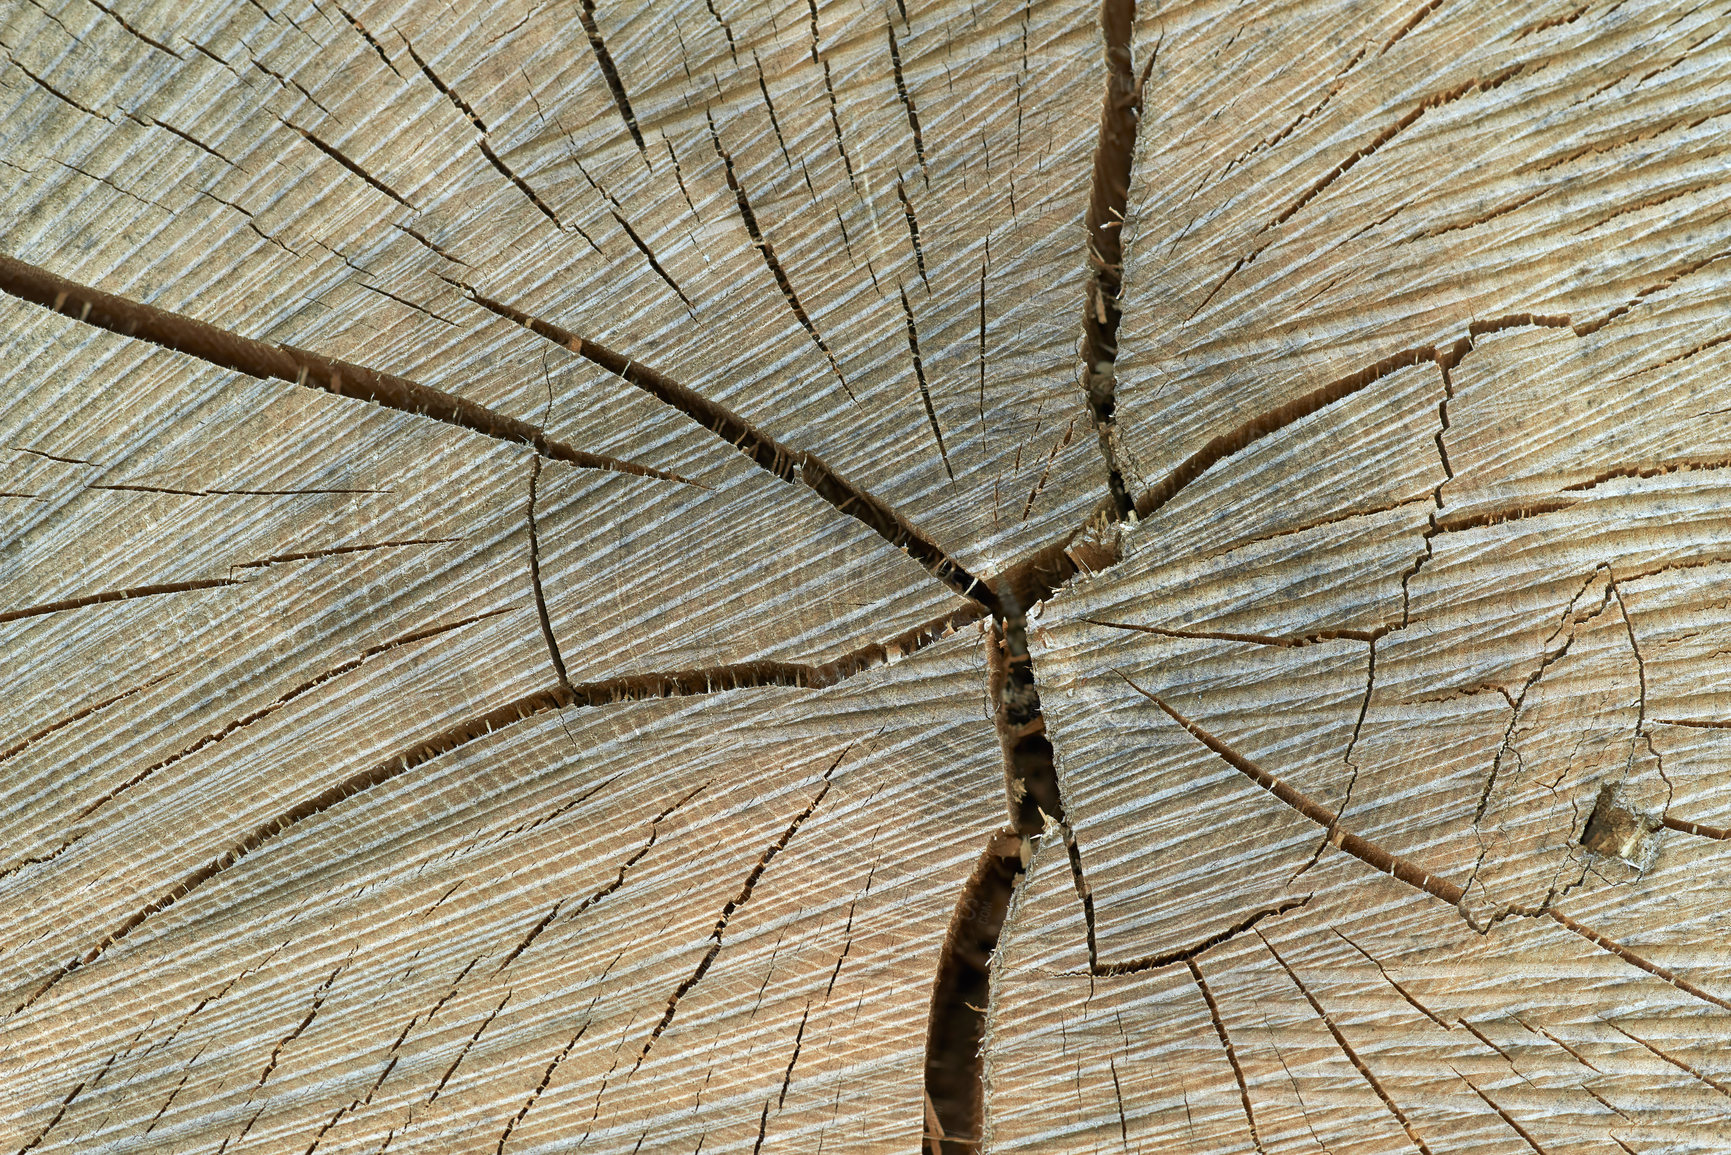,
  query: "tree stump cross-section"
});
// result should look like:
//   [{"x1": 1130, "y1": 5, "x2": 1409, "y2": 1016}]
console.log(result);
[{"x1": 2, "y1": 1, "x2": 1730, "y2": 1153}]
